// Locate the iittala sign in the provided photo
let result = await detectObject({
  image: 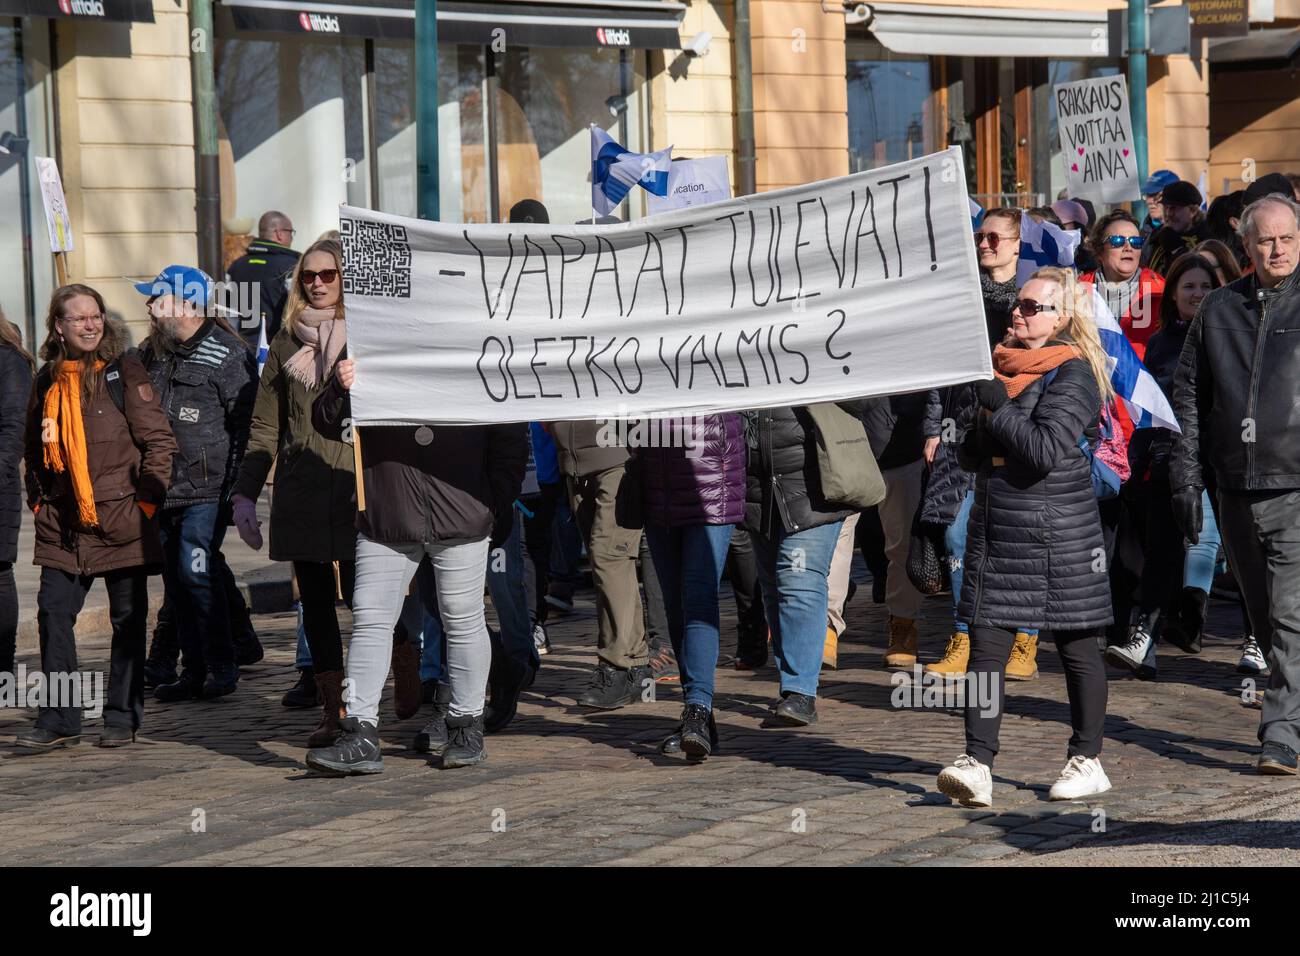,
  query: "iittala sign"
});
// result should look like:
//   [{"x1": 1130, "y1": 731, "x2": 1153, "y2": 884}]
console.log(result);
[{"x1": 299, "y1": 11, "x2": 341, "y2": 31}]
